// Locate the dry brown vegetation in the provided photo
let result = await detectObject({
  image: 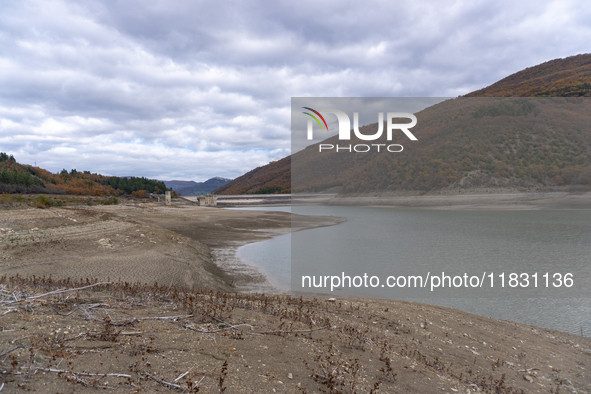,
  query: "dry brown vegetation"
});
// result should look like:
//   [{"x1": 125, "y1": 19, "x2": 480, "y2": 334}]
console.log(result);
[
  {"x1": 466, "y1": 54, "x2": 591, "y2": 97},
  {"x1": 1, "y1": 276, "x2": 590, "y2": 393},
  {"x1": 0, "y1": 194, "x2": 140, "y2": 209},
  {"x1": 214, "y1": 156, "x2": 291, "y2": 195}
]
